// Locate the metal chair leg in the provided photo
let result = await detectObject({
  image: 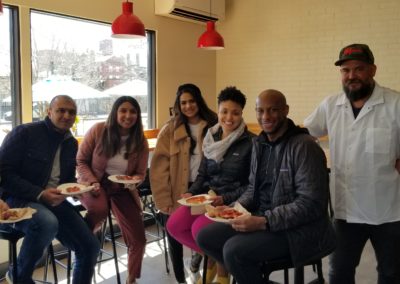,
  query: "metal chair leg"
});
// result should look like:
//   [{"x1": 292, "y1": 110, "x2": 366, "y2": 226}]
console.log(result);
[{"x1": 107, "y1": 204, "x2": 121, "y2": 284}]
